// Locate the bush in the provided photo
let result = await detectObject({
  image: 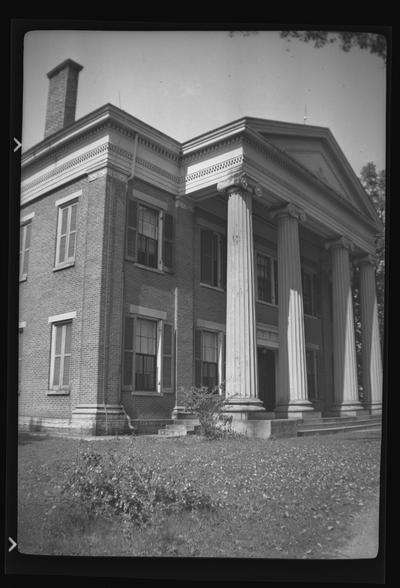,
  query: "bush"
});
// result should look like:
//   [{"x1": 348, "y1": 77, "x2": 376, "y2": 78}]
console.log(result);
[
  {"x1": 182, "y1": 385, "x2": 238, "y2": 439},
  {"x1": 62, "y1": 445, "x2": 218, "y2": 527}
]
